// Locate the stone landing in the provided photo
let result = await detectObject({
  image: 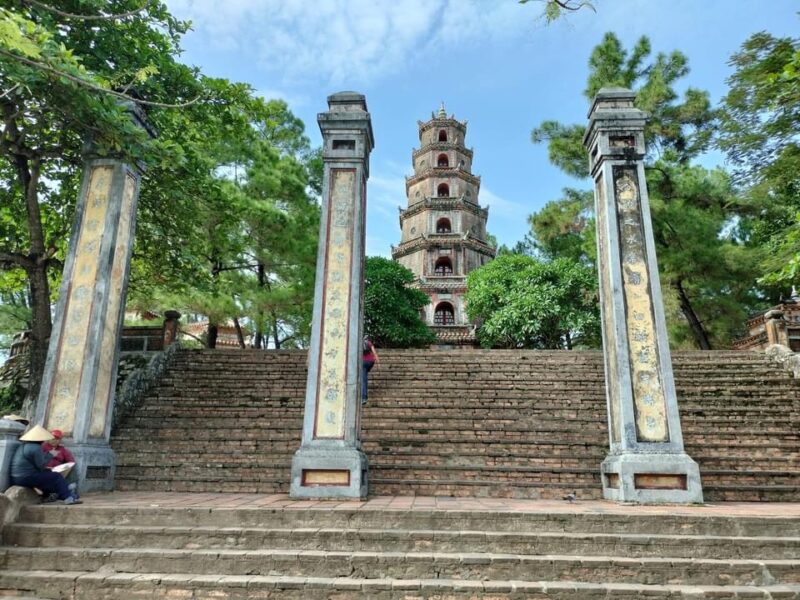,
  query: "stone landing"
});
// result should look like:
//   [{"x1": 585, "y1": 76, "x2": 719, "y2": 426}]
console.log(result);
[{"x1": 0, "y1": 492, "x2": 799, "y2": 599}]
